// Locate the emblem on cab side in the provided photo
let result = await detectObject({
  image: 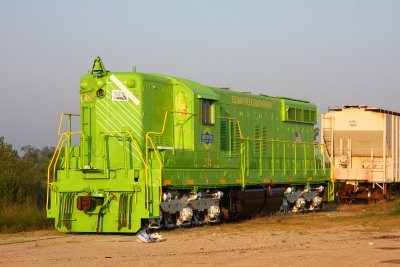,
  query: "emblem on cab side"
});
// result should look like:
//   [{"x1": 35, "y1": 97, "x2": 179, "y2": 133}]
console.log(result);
[{"x1": 201, "y1": 128, "x2": 214, "y2": 149}]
